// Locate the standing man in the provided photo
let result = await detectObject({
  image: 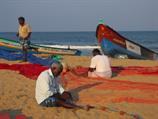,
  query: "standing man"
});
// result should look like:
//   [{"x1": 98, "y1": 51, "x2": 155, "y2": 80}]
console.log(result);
[
  {"x1": 35, "y1": 61, "x2": 91, "y2": 110},
  {"x1": 88, "y1": 49, "x2": 112, "y2": 78},
  {"x1": 17, "y1": 16, "x2": 32, "y2": 61}
]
